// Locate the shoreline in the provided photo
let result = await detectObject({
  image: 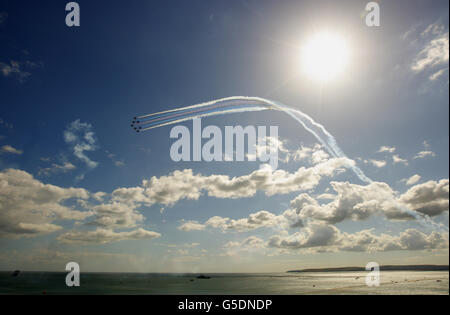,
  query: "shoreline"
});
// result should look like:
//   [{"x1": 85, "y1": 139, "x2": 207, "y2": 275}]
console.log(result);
[{"x1": 287, "y1": 265, "x2": 449, "y2": 273}]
